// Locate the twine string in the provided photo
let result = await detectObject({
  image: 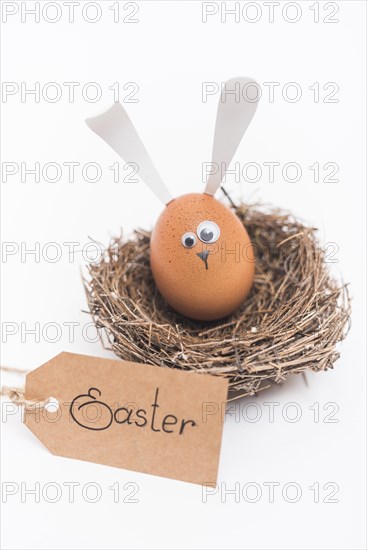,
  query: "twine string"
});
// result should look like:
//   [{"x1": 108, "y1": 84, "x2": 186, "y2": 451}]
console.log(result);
[{"x1": 0, "y1": 366, "x2": 50, "y2": 411}]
